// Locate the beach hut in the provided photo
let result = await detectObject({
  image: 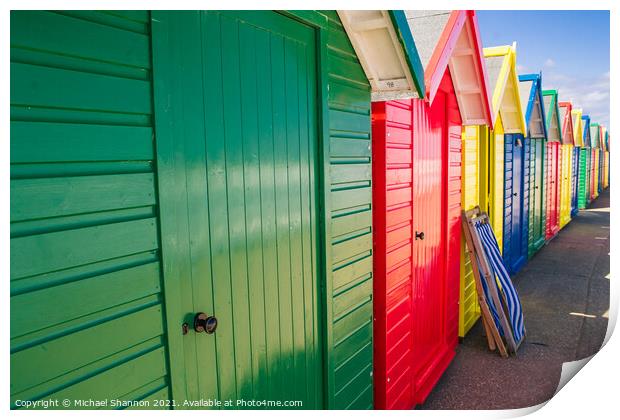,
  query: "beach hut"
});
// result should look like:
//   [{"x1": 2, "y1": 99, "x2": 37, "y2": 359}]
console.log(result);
[
  {"x1": 11, "y1": 10, "x2": 423, "y2": 409},
  {"x1": 558, "y1": 101, "x2": 575, "y2": 229},
  {"x1": 371, "y1": 10, "x2": 492, "y2": 408},
  {"x1": 581, "y1": 115, "x2": 592, "y2": 206},
  {"x1": 518, "y1": 73, "x2": 547, "y2": 258},
  {"x1": 542, "y1": 89, "x2": 562, "y2": 240},
  {"x1": 605, "y1": 130, "x2": 610, "y2": 189},
  {"x1": 571, "y1": 108, "x2": 584, "y2": 215},
  {"x1": 590, "y1": 122, "x2": 601, "y2": 200},
  {"x1": 494, "y1": 55, "x2": 530, "y2": 274},
  {"x1": 599, "y1": 147, "x2": 604, "y2": 193},
  {"x1": 572, "y1": 109, "x2": 587, "y2": 210},
  {"x1": 601, "y1": 126, "x2": 609, "y2": 189},
  {"x1": 598, "y1": 125, "x2": 604, "y2": 193},
  {"x1": 458, "y1": 43, "x2": 526, "y2": 336}
]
